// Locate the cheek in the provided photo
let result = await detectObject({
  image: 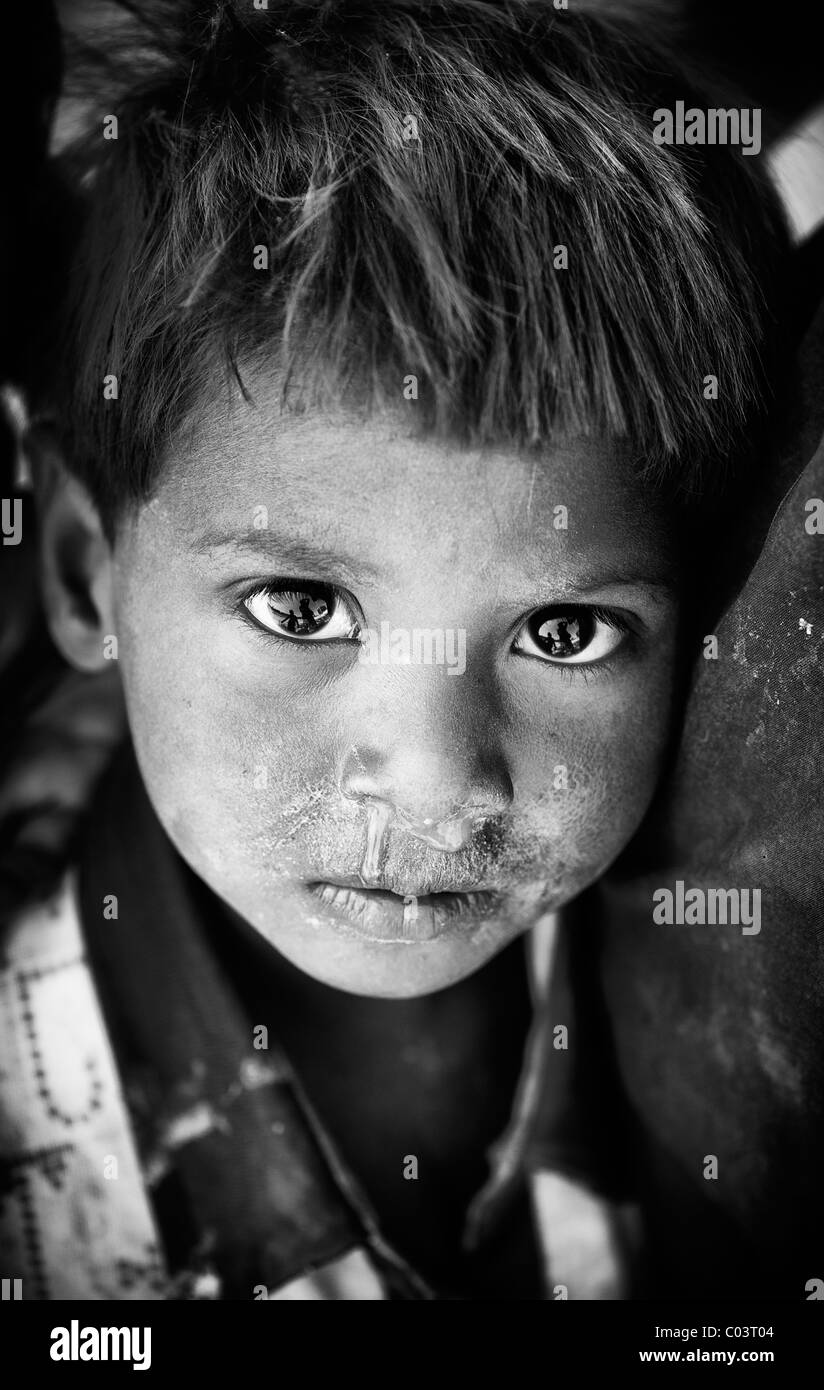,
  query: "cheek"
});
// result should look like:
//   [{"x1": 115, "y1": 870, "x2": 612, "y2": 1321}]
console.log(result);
[
  {"x1": 114, "y1": 578, "x2": 341, "y2": 883},
  {"x1": 511, "y1": 662, "x2": 675, "y2": 881}
]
